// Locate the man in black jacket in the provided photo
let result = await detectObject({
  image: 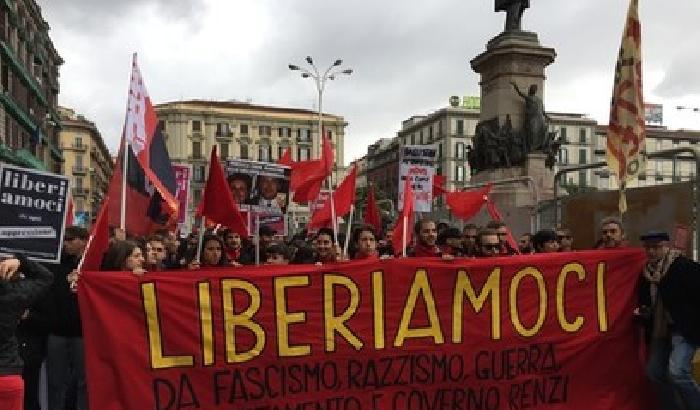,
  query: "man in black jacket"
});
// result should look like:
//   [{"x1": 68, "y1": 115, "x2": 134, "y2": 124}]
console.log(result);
[
  {"x1": 46, "y1": 226, "x2": 89, "y2": 410},
  {"x1": 638, "y1": 231, "x2": 700, "y2": 410},
  {"x1": 0, "y1": 255, "x2": 53, "y2": 410}
]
